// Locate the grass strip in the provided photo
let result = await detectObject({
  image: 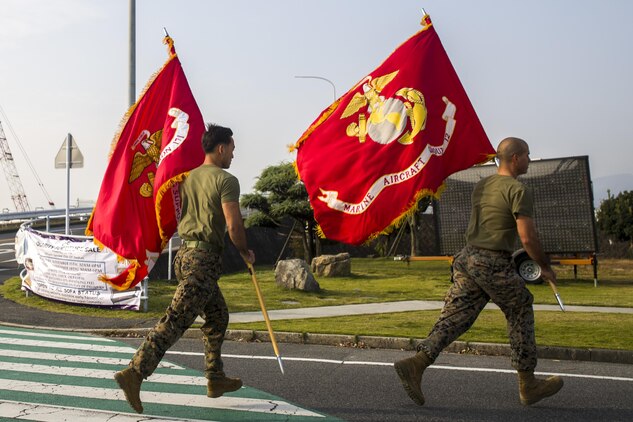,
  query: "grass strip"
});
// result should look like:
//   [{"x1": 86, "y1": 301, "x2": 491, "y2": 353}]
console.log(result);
[
  {"x1": 2, "y1": 258, "x2": 632, "y2": 351},
  {"x1": 229, "y1": 310, "x2": 633, "y2": 351}
]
